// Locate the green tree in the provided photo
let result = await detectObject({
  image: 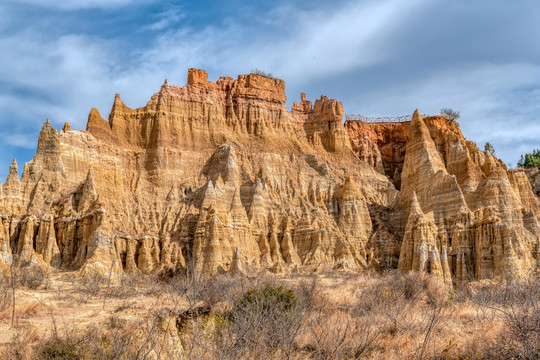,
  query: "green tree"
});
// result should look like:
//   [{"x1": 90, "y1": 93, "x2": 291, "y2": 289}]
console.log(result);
[
  {"x1": 484, "y1": 142, "x2": 495, "y2": 155},
  {"x1": 440, "y1": 108, "x2": 460, "y2": 121},
  {"x1": 517, "y1": 149, "x2": 540, "y2": 168}
]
